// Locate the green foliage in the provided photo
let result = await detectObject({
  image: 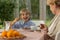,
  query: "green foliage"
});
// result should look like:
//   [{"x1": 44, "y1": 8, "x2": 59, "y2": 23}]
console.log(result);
[
  {"x1": 31, "y1": 0, "x2": 39, "y2": 19},
  {"x1": 0, "y1": 0, "x2": 15, "y2": 21},
  {"x1": 19, "y1": 0, "x2": 26, "y2": 11},
  {"x1": 0, "y1": 25, "x2": 3, "y2": 29}
]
